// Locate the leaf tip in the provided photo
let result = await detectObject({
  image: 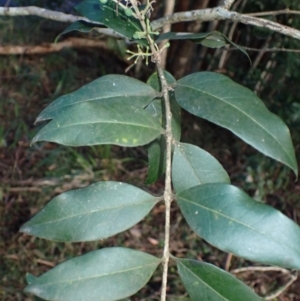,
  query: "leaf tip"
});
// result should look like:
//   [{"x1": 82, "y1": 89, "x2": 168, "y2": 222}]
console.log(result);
[
  {"x1": 26, "y1": 273, "x2": 38, "y2": 285},
  {"x1": 34, "y1": 114, "x2": 44, "y2": 125},
  {"x1": 19, "y1": 223, "x2": 31, "y2": 234},
  {"x1": 24, "y1": 283, "x2": 43, "y2": 297}
]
